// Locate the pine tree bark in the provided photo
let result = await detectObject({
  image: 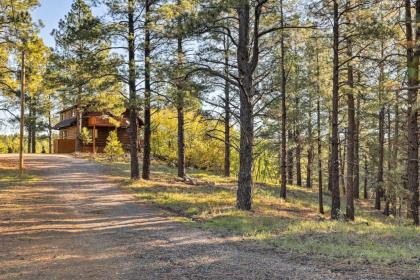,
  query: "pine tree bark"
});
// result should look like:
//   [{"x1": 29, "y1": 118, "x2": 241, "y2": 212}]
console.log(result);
[
  {"x1": 27, "y1": 98, "x2": 32, "y2": 153},
  {"x1": 176, "y1": 2, "x2": 186, "y2": 179},
  {"x1": 405, "y1": 0, "x2": 419, "y2": 225},
  {"x1": 346, "y1": 41, "x2": 355, "y2": 220},
  {"x1": 296, "y1": 132, "x2": 302, "y2": 186},
  {"x1": 391, "y1": 91, "x2": 400, "y2": 215},
  {"x1": 236, "y1": 2, "x2": 253, "y2": 208},
  {"x1": 128, "y1": 0, "x2": 139, "y2": 180},
  {"x1": 224, "y1": 34, "x2": 231, "y2": 177},
  {"x1": 18, "y1": 49, "x2": 25, "y2": 176},
  {"x1": 31, "y1": 99, "x2": 36, "y2": 153},
  {"x1": 279, "y1": 0, "x2": 287, "y2": 199},
  {"x1": 306, "y1": 87, "x2": 313, "y2": 189},
  {"x1": 236, "y1": 0, "x2": 260, "y2": 210},
  {"x1": 354, "y1": 96, "x2": 360, "y2": 199},
  {"x1": 306, "y1": 147, "x2": 313, "y2": 188},
  {"x1": 376, "y1": 43, "x2": 385, "y2": 211},
  {"x1": 384, "y1": 106, "x2": 392, "y2": 216},
  {"x1": 327, "y1": 111, "x2": 332, "y2": 193},
  {"x1": 142, "y1": 0, "x2": 152, "y2": 180},
  {"x1": 48, "y1": 102, "x2": 52, "y2": 154},
  {"x1": 364, "y1": 155, "x2": 368, "y2": 199},
  {"x1": 287, "y1": 131, "x2": 294, "y2": 185},
  {"x1": 330, "y1": 0, "x2": 341, "y2": 219},
  {"x1": 376, "y1": 105, "x2": 384, "y2": 210},
  {"x1": 339, "y1": 137, "x2": 346, "y2": 195},
  {"x1": 317, "y1": 96, "x2": 324, "y2": 214},
  {"x1": 295, "y1": 96, "x2": 302, "y2": 186}
]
